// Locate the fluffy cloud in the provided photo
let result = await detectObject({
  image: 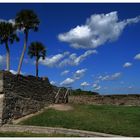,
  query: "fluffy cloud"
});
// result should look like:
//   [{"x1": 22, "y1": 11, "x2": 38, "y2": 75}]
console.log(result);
[
  {"x1": 103, "y1": 72, "x2": 121, "y2": 81},
  {"x1": 97, "y1": 72, "x2": 122, "y2": 81},
  {"x1": 0, "y1": 19, "x2": 15, "y2": 25},
  {"x1": 50, "y1": 81, "x2": 56, "y2": 85},
  {"x1": 58, "y1": 11, "x2": 140, "y2": 49},
  {"x1": 60, "y1": 78, "x2": 75, "y2": 86},
  {"x1": 40, "y1": 50, "x2": 96, "y2": 67},
  {"x1": 93, "y1": 83, "x2": 98, "y2": 88},
  {"x1": 39, "y1": 52, "x2": 69, "y2": 67},
  {"x1": 81, "y1": 82, "x2": 90, "y2": 87},
  {"x1": 92, "y1": 83, "x2": 101, "y2": 91},
  {"x1": 10, "y1": 69, "x2": 24, "y2": 75},
  {"x1": 61, "y1": 70, "x2": 69, "y2": 76},
  {"x1": 94, "y1": 86, "x2": 101, "y2": 91},
  {"x1": 74, "y1": 68, "x2": 87, "y2": 80},
  {"x1": 123, "y1": 62, "x2": 132, "y2": 68},
  {"x1": 134, "y1": 53, "x2": 140, "y2": 60},
  {"x1": 60, "y1": 68, "x2": 87, "y2": 87},
  {"x1": 10, "y1": 70, "x2": 17, "y2": 74},
  {"x1": 59, "y1": 50, "x2": 97, "y2": 67}
]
